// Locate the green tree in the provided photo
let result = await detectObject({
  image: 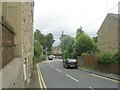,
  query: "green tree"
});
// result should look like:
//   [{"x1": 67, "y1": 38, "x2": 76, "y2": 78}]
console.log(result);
[
  {"x1": 34, "y1": 41, "x2": 43, "y2": 56},
  {"x1": 63, "y1": 50, "x2": 68, "y2": 59},
  {"x1": 72, "y1": 33, "x2": 96, "y2": 58},
  {"x1": 34, "y1": 30, "x2": 55, "y2": 53},
  {"x1": 34, "y1": 29, "x2": 46, "y2": 49},
  {"x1": 76, "y1": 27, "x2": 84, "y2": 39},
  {"x1": 92, "y1": 36, "x2": 97, "y2": 43},
  {"x1": 63, "y1": 35, "x2": 74, "y2": 58},
  {"x1": 45, "y1": 33, "x2": 55, "y2": 52}
]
